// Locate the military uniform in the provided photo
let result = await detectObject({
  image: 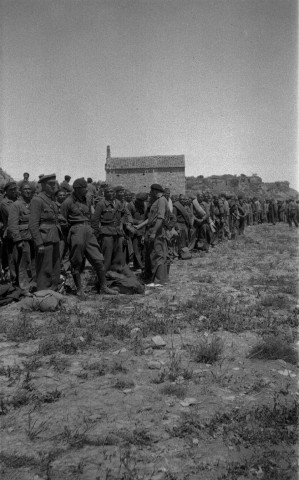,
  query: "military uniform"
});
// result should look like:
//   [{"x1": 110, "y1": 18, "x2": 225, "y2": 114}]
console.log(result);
[
  {"x1": 173, "y1": 200, "x2": 191, "y2": 251},
  {"x1": 60, "y1": 193, "x2": 105, "y2": 274},
  {"x1": 127, "y1": 198, "x2": 146, "y2": 270},
  {"x1": 0, "y1": 197, "x2": 16, "y2": 282},
  {"x1": 29, "y1": 191, "x2": 61, "y2": 291},
  {"x1": 7, "y1": 197, "x2": 36, "y2": 289},
  {"x1": 144, "y1": 193, "x2": 170, "y2": 284},
  {"x1": 91, "y1": 198, "x2": 127, "y2": 272}
]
